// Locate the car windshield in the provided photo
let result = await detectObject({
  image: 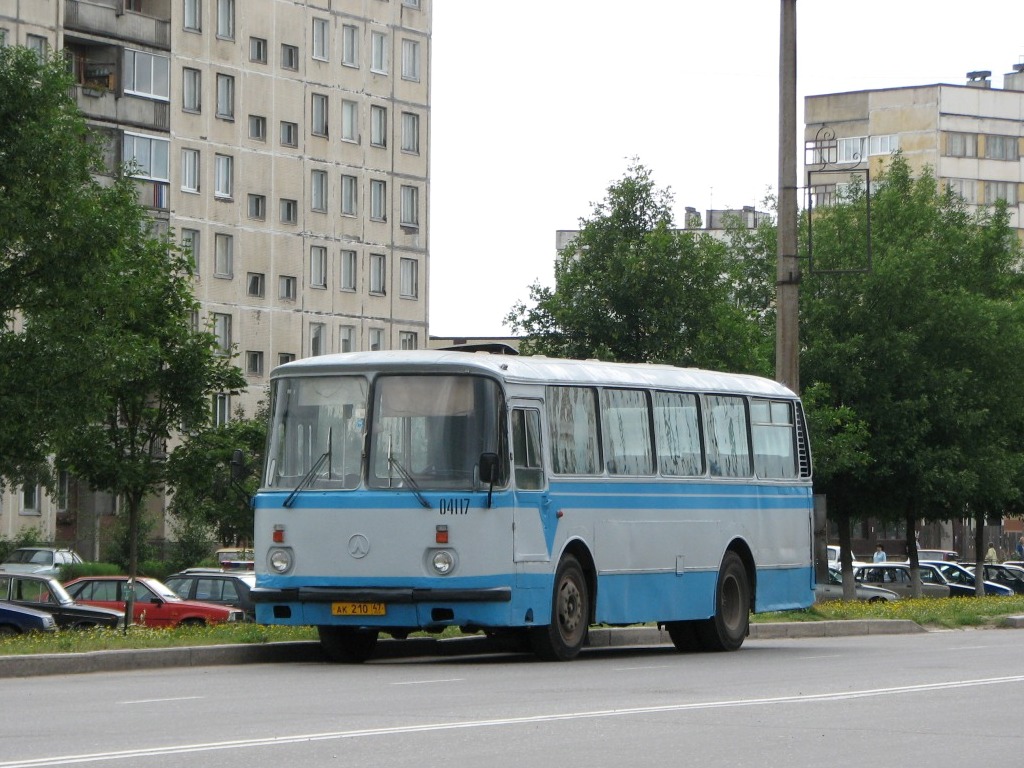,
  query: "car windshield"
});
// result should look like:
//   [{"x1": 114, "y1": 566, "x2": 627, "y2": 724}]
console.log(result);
[
  {"x1": 142, "y1": 580, "x2": 183, "y2": 601},
  {"x1": 7, "y1": 549, "x2": 53, "y2": 565}
]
